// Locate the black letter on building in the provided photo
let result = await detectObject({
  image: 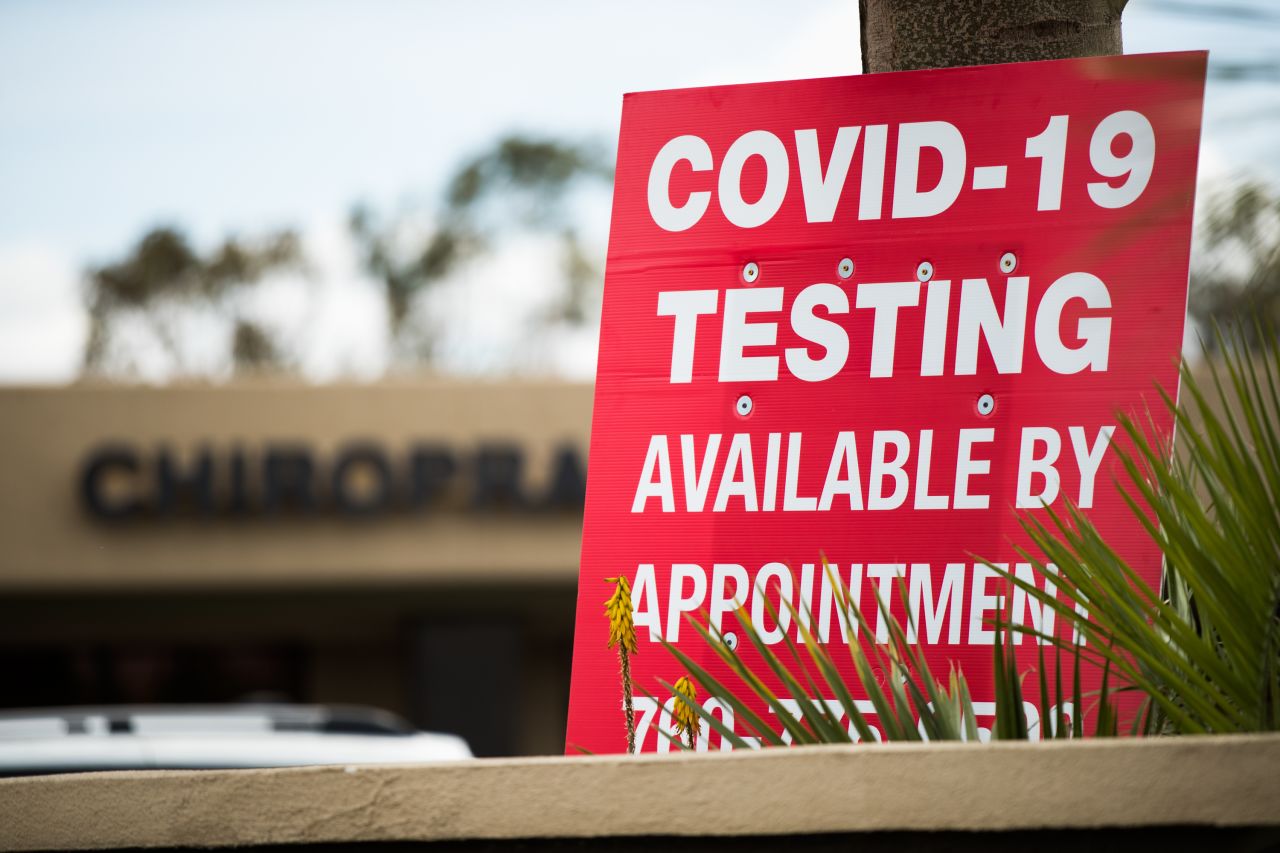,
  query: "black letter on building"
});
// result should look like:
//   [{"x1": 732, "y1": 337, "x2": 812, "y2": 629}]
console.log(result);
[
  {"x1": 227, "y1": 445, "x2": 251, "y2": 515},
  {"x1": 263, "y1": 446, "x2": 316, "y2": 513},
  {"x1": 543, "y1": 445, "x2": 587, "y2": 510},
  {"x1": 332, "y1": 443, "x2": 393, "y2": 516},
  {"x1": 472, "y1": 445, "x2": 526, "y2": 510},
  {"x1": 155, "y1": 445, "x2": 216, "y2": 515},
  {"x1": 409, "y1": 446, "x2": 458, "y2": 511},
  {"x1": 81, "y1": 445, "x2": 144, "y2": 520}
]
